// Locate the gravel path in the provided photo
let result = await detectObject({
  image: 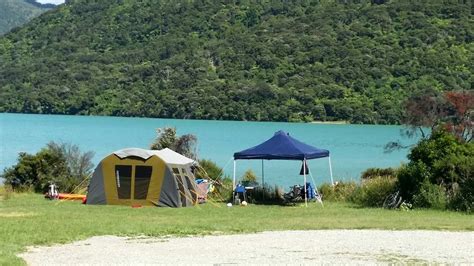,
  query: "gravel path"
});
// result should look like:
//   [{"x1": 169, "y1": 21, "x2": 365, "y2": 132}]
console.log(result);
[{"x1": 20, "y1": 230, "x2": 473, "y2": 265}]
